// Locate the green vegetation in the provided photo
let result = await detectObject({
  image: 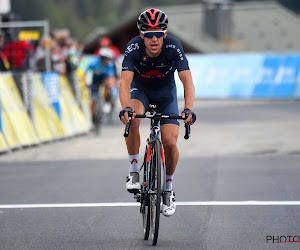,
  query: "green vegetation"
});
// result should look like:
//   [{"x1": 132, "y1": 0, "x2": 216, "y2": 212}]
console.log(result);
[{"x1": 9, "y1": 0, "x2": 300, "y2": 42}]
